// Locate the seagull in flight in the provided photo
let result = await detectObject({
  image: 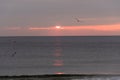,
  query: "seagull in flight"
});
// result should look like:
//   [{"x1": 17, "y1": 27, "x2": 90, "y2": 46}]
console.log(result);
[
  {"x1": 75, "y1": 18, "x2": 81, "y2": 22},
  {"x1": 11, "y1": 52, "x2": 16, "y2": 57},
  {"x1": 75, "y1": 18, "x2": 84, "y2": 23}
]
